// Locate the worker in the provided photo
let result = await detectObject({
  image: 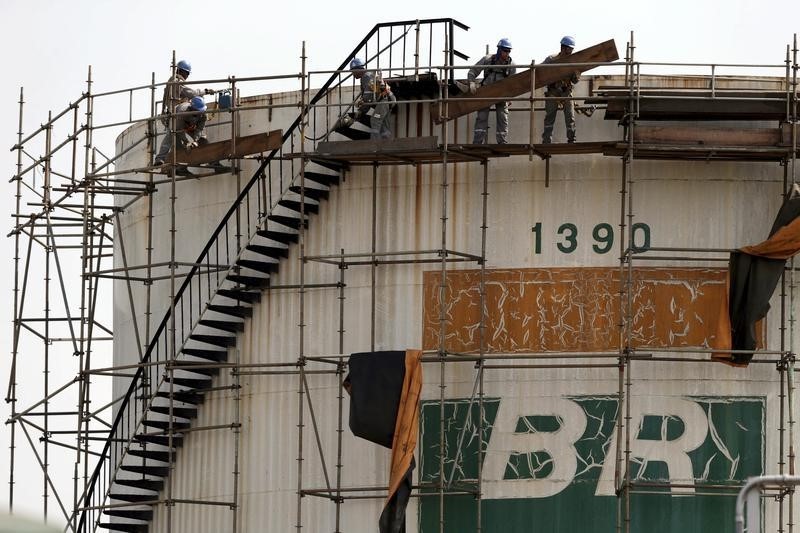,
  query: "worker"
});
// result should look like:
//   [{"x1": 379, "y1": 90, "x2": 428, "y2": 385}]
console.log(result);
[
  {"x1": 157, "y1": 60, "x2": 214, "y2": 162},
  {"x1": 541, "y1": 36, "x2": 580, "y2": 144},
  {"x1": 370, "y1": 79, "x2": 396, "y2": 140},
  {"x1": 154, "y1": 96, "x2": 208, "y2": 174},
  {"x1": 349, "y1": 57, "x2": 379, "y2": 116},
  {"x1": 468, "y1": 38, "x2": 516, "y2": 144}
]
